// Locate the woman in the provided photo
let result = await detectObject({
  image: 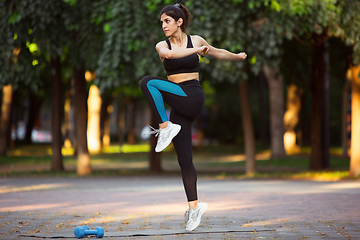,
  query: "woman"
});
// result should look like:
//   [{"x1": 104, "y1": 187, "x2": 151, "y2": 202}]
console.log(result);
[{"x1": 140, "y1": 3, "x2": 247, "y2": 231}]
